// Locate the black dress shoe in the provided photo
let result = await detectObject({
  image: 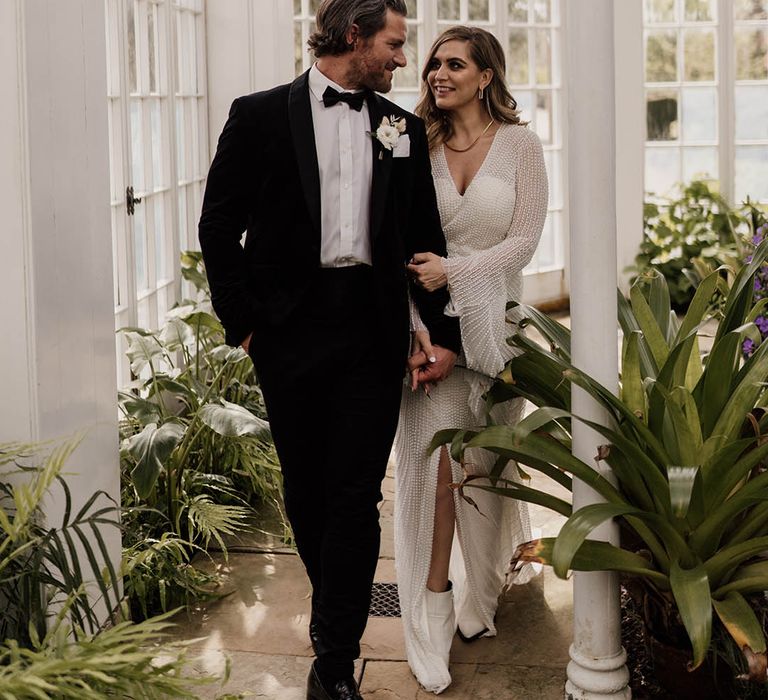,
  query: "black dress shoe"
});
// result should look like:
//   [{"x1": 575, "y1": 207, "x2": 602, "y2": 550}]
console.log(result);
[
  {"x1": 309, "y1": 621, "x2": 320, "y2": 654},
  {"x1": 306, "y1": 663, "x2": 363, "y2": 700}
]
